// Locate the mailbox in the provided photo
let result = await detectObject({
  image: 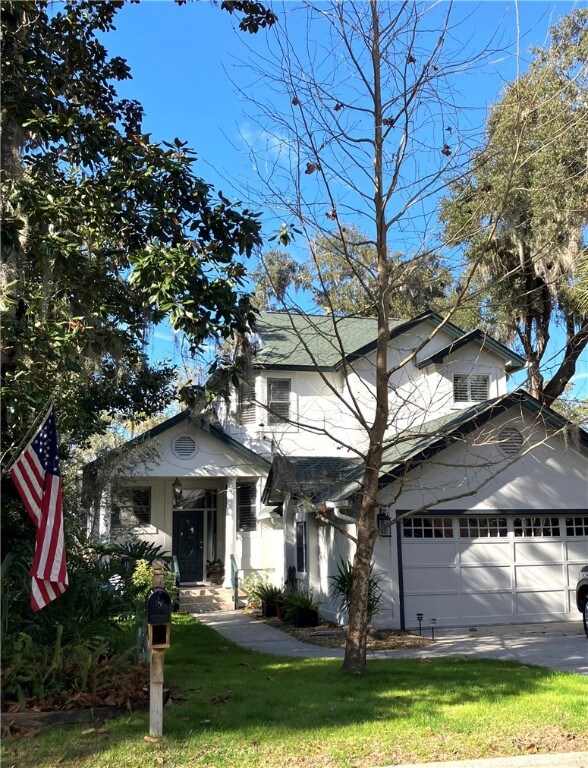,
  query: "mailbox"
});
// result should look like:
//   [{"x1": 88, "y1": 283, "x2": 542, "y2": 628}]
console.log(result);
[{"x1": 146, "y1": 587, "x2": 171, "y2": 649}]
